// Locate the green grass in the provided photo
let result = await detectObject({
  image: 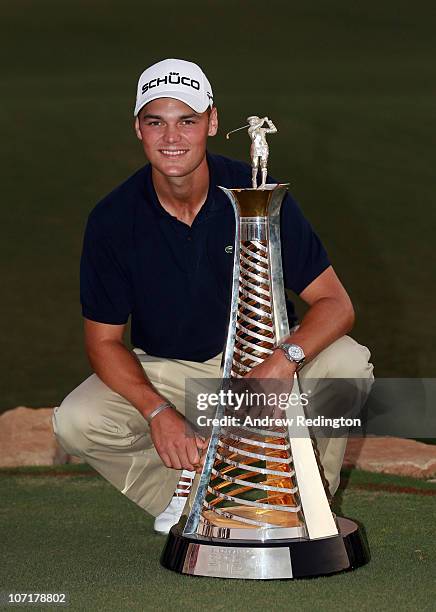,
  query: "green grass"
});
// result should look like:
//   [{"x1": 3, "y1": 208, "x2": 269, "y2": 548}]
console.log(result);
[
  {"x1": 0, "y1": 467, "x2": 435, "y2": 611},
  {"x1": 1, "y1": 0, "x2": 436, "y2": 412}
]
